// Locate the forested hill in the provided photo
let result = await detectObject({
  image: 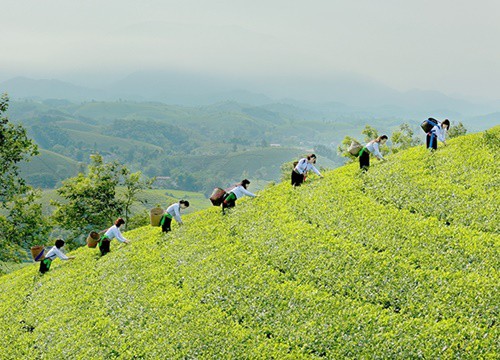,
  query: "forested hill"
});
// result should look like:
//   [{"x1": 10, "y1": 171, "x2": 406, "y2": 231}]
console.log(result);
[{"x1": 0, "y1": 127, "x2": 498, "y2": 359}]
